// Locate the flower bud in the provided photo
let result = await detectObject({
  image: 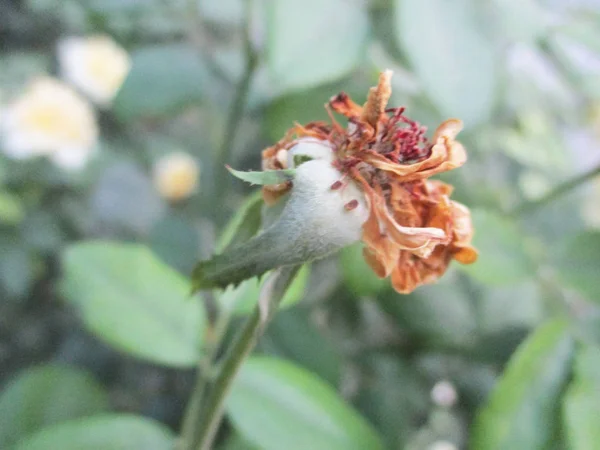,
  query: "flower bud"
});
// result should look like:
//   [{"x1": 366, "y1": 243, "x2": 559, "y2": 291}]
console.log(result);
[
  {"x1": 192, "y1": 158, "x2": 368, "y2": 290},
  {"x1": 286, "y1": 138, "x2": 334, "y2": 168},
  {"x1": 429, "y1": 441, "x2": 458, "y2": 450},
  {"x1": 153, "y1": 152, "x2": 200, "y2": 202},
  {"x1": 430, "y1": 380, "x2": 458, "y2": 408}
]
